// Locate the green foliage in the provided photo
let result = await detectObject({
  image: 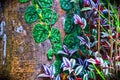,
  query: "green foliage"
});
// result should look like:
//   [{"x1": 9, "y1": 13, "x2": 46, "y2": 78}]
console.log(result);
[
  {"x1": 19, "y1": 0, "x2": 29, "y2": 3},
  {"x1": 47, "y1": 48, "x2": 53, "y2": 60},
  {"x1": 50, "y1": 28, "x2": 62, "y2": 53},
  {"x1": 63, "y1": 33, "x2": 80, "y2": 50},
  {"x1": 64, "y1": 13, "x2": 74, "y2": 34},
  {"x1": 41, "y1": 8, "x2": 58, "y2": 25},
  {"x1": 24, "y1": 5, "x2": 39, "y2": 24},
  {"x1": 32, "y1": 24, "x2": 49, "y2": 43},
  {"x1": 60, "y1": 0, "x2": 73, "y2": 11},
  {"x1": 32, "y1": 0, "x2": 53, "y2": 8}
]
